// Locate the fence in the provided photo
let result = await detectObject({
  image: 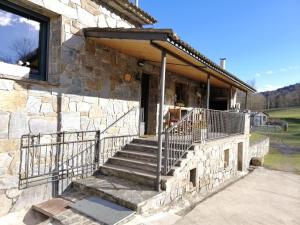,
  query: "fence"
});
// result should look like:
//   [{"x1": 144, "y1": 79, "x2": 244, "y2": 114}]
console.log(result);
[
  {"x1": 19, "y1": 107, "x2": 139, "y2": 192},
  {"x1": 164, "y1": 108, "x2": 245, "y2": 174}
]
